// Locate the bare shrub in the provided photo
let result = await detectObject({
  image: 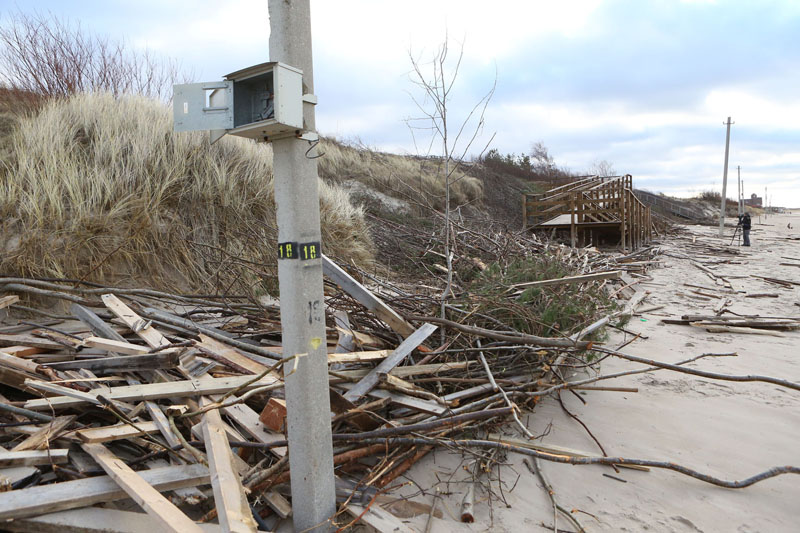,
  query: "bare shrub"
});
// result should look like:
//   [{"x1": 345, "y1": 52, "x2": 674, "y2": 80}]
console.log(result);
[{"x1": 0, "y1": 11, "x2": 183, "y2": 105}]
